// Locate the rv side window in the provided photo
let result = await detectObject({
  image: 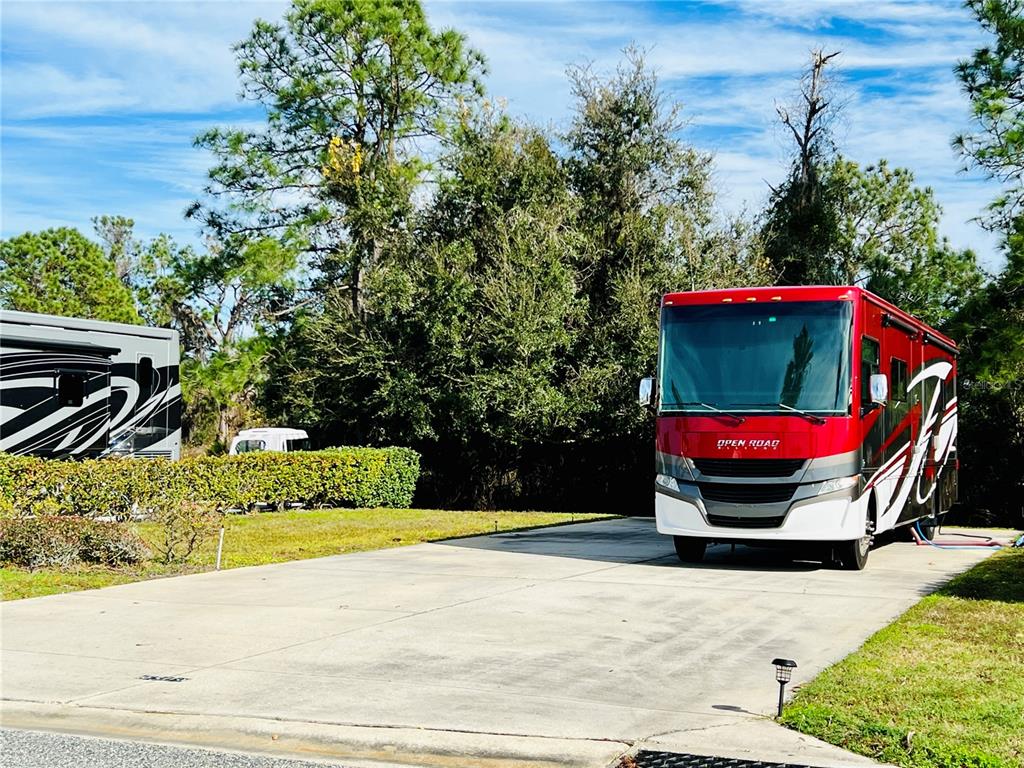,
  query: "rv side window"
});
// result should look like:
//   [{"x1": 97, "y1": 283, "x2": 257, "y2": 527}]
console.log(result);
[
  {"x1": 860, "y1": 337, "x2": 880, "y2": 404},
  {"x1": 285, "y1": 438, "x2": 310, "y2": 452},
  {"x1": 56, "y1": 372, "x2": 86, "y2": 407},
  {"x1": 890, "y1": 358, "x2": 908, "y2": 403},
  {"x1": 235, "y1": 439, "x2": 265, "y2": 453},
  {"x1": 941, "y1": 374, "x2": 956, "y2": 407},
  {"x1": 138, "y1": 357, "x2": 154, "y2": 400}
]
